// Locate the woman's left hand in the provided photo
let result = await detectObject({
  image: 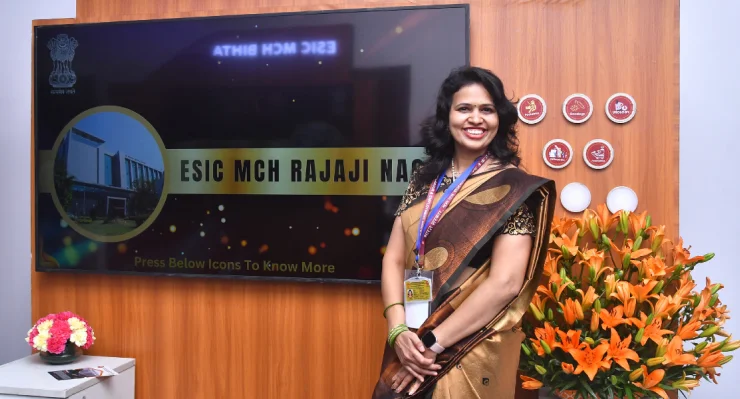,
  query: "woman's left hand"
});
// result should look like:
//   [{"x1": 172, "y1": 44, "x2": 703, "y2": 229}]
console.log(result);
[{"x1": 391, "y1": 350, "x2": 438, "y2": 395}]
